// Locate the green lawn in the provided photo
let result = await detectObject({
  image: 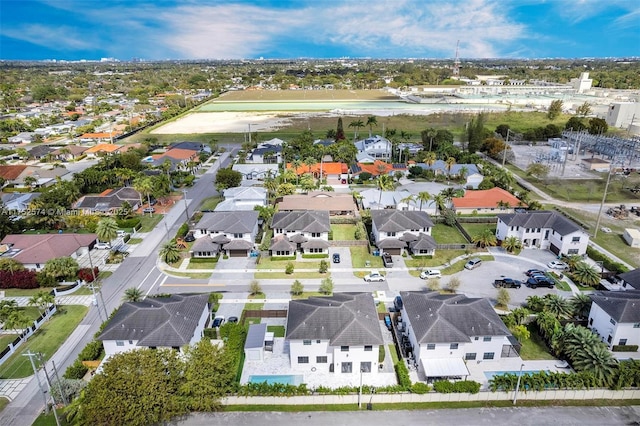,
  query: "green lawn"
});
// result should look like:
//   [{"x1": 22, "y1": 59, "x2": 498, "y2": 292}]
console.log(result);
[
  {"x1": 187, "y1": 260, "x2": 218, "y2": 269},
  {"x1": 255, "y1": 271, "x2": 328, "y2": 279},
  {"x1": 349, "y1": 246, "x2": 383, "y2": 268},
  {"x1": 3, "y1": 287, "x2": 58, "y2": 297},
  {"x1": 166, "y1": 271, "x2": 212, "y2": 279},
  {"x1": 137, "y1": 213, "x2": 163, "y2": 232},
  {"x1": 0, "y1": 305, "x2": 88, "y2": 379},
  {"x1": 0, "y1": 335, "x2": 18, "y2": 348},
  {"x1": 292, "y1": 292, "x2": 327, "y2": 300},
  {"x1": 267, "y1": 325, "x2": 285, "y2": 338},
  {"x1": 519, "y1": 325, "x2": 557, "y2": 360},
  {"x1": 127, "y1": 237, "x2": 143, "y2": 244},
  {"x1": 438, "y1": 254, "x2": 495, "y2": 275},
  {"x1": 431, "y1": 223, "x2": 468, "y2": 244},
  {"x1": 198, "y1": 195, "x2": 222, "y2": 212},
  {"x1": 0, "y1": 397, "x2": 9, "y2": 413},
  {"x1": 330, "y1": 224, "x2": 357, "y2": 241},
  {"x1": 244, "y1": 302, "x2": 265, "y2": 310},
  {"x1": 405, "y1": 249, "x2": 470, "y2": 270},
  {"x1": 460, "y1": 223, "x2": 497, "y2": 239},
  {"x1": 257, "y1": 259, "x2": 321, "y2": 270}
]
